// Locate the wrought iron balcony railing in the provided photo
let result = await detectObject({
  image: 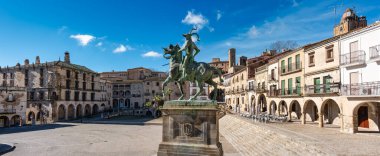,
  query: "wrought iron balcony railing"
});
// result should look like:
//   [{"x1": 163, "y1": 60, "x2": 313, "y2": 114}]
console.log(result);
[
  {"x1": 0, "y1": 109, "x2": 16, "y2": 114},
  {"x1": 280, "y1": 62, "x2": 302, "y2": 75},
  {"x1": 278, "y1": 87, "x2": 303, "y2": 96},
  {"x1": 340, "y1": 50, "x2": 366, "y2": 66},
  {"x1": 341, "y1": 81, "x2": 380, "y2": 96},
  {"x1": 305, "y1": 83, "x2": 340, "y2": 95}
]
